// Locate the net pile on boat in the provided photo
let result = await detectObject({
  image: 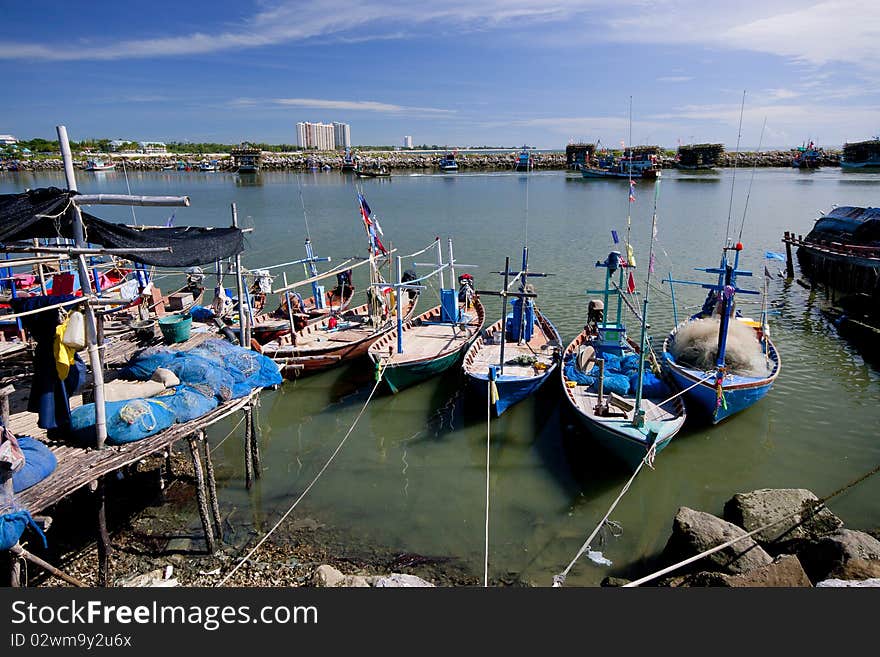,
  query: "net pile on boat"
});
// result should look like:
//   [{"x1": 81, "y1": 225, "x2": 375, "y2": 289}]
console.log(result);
[{"x1": 670, "y1": 317, "x2": 772, "y2": 377}]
